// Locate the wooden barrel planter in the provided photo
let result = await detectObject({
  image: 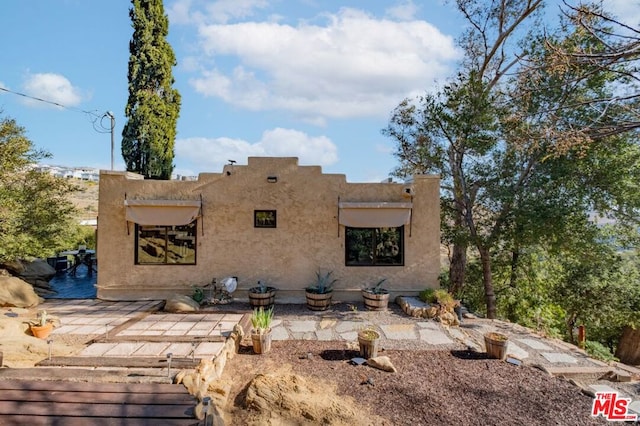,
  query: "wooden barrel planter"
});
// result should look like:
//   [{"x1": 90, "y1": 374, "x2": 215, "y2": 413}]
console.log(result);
[
  {"x1": 305, "y1": 291, "x2": 333, "y2": 311},
  {"x1": 249, "y1": 287, "x2": 276, "y2": 309},
  {"x1": 484, "y1": 332, "x2": 509, "y2": 360},
  {"x1": 362, "y1": 289, "x2": 390, "y2": 311},
  {"x1": 251, "y1": 330, "x2": 272, "y2": 354},
  {"x1": 358, "y1": 330, "x2": 380, "y2": 359}
]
